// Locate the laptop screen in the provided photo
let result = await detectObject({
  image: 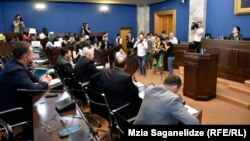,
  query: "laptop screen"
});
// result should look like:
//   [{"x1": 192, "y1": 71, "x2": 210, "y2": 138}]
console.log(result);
[{"x1": 33, "y1": 68, "x2": 47, "y2": 78}]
